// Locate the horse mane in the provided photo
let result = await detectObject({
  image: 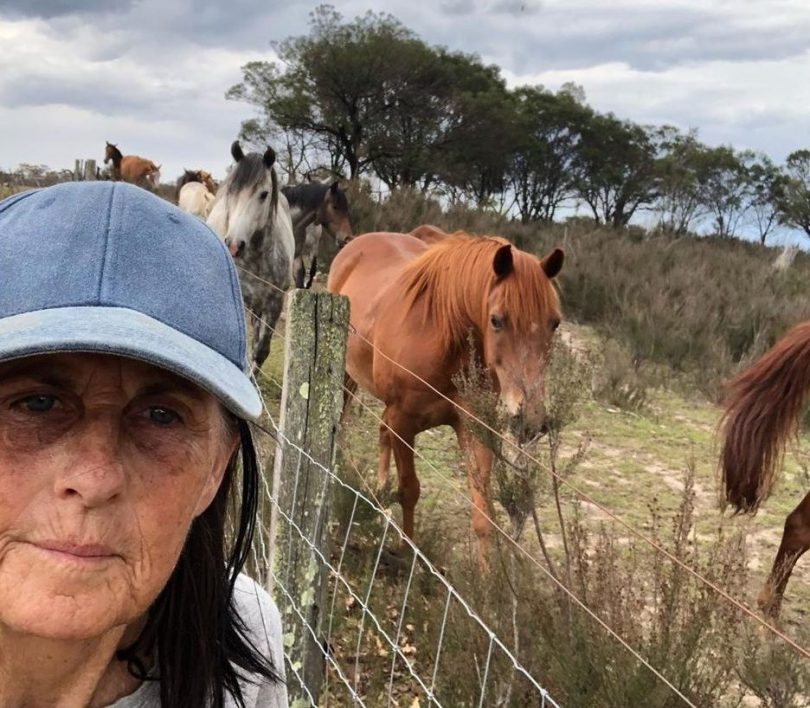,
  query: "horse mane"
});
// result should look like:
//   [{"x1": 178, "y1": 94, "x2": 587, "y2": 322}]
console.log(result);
[
  {"x1": 175, "y1": 170, "x2": 200, "y2": 199},
  {"x1": 398, "y1": 233, "x2": 560, "y2": 353},
  {"x1": 226, "y1": 153, "x2": 278, "y2": 221}
]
